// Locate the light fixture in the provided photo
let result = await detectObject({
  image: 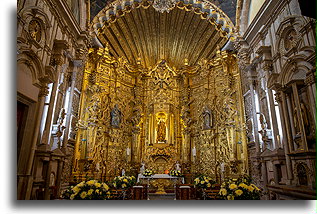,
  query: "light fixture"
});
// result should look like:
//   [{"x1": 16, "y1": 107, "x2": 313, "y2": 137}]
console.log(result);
[{"x1": 152, "y1": 0, "x2": 177, "y2": 13}]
